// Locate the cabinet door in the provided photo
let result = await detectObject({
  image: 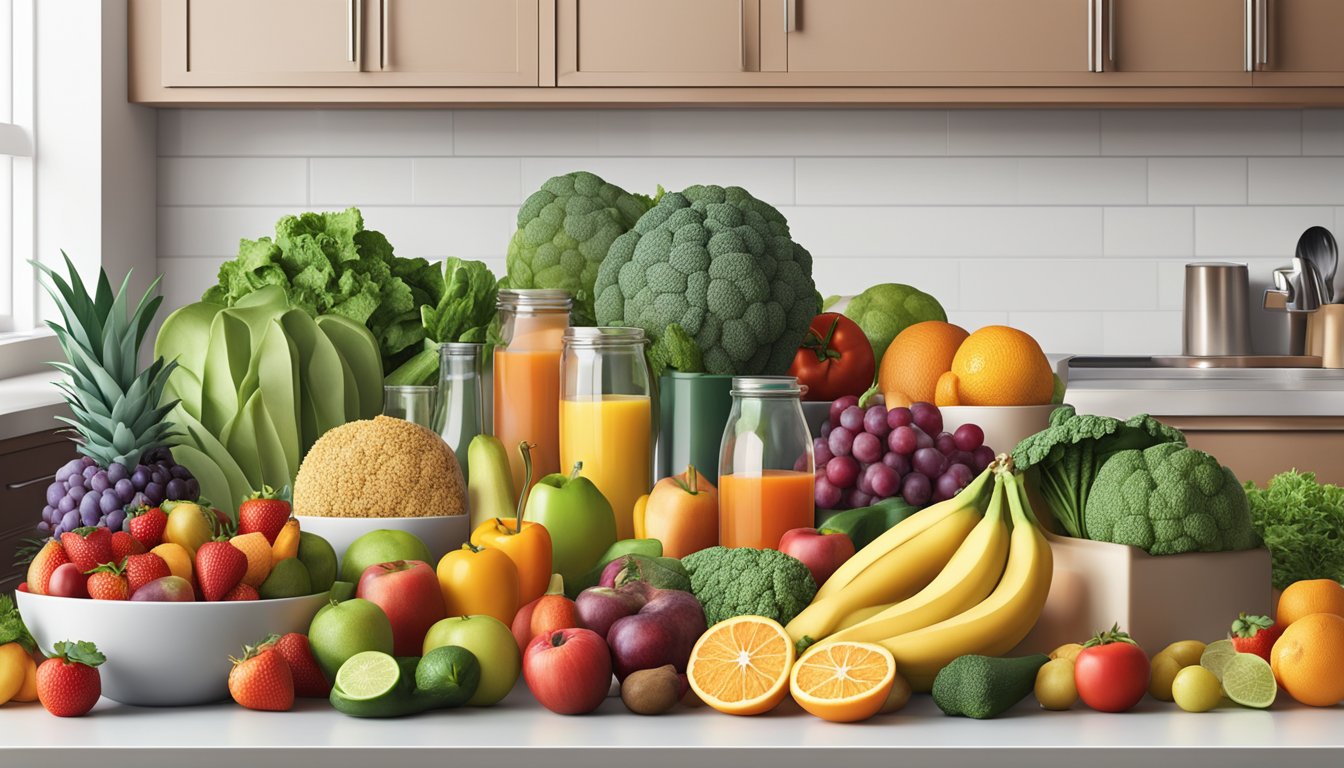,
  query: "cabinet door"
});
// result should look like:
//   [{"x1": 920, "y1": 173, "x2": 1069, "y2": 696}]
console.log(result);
[
  {"x1": 1105, "y1": 0, "x2": 1252, "y2": 85},
  {"x1": 374, "y1": 0, "x2": 538, "y2": 86},
  {"x1": 557, "y1": 0, "x2": 762, "y2": 86},
  {"x1": 162, "y1": 0, "x2": 369, "y2": 87},
  {"x1": 763, "y1": 0, "x2": 1098, "y2": 86},
  {"x1": 0, "y1": 431, "x2": 76, "y2": 593},
  {"x1": 1253, "y1": 0, "x2": 1344, "y2": 85}
]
